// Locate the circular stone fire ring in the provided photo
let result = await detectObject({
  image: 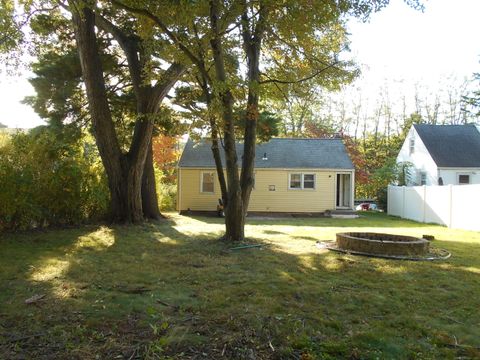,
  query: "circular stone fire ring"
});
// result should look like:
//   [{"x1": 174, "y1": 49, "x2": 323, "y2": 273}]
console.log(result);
[{"x1": 336, "y1": 232, "x2": 430, "y2": 257}]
